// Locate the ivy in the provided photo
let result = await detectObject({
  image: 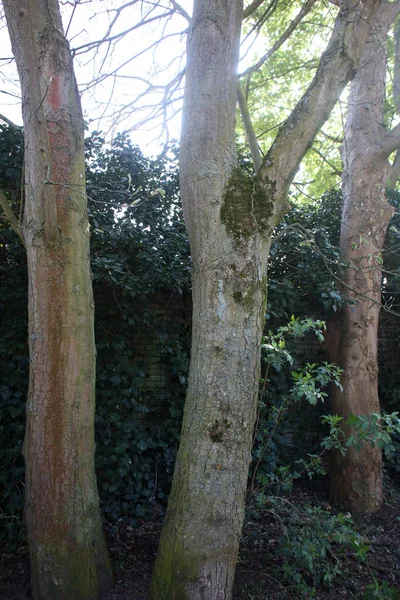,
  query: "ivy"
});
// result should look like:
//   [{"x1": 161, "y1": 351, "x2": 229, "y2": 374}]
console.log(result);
[{"x1": 0, "y1": 126, "x2": 191, "y2": 541}]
